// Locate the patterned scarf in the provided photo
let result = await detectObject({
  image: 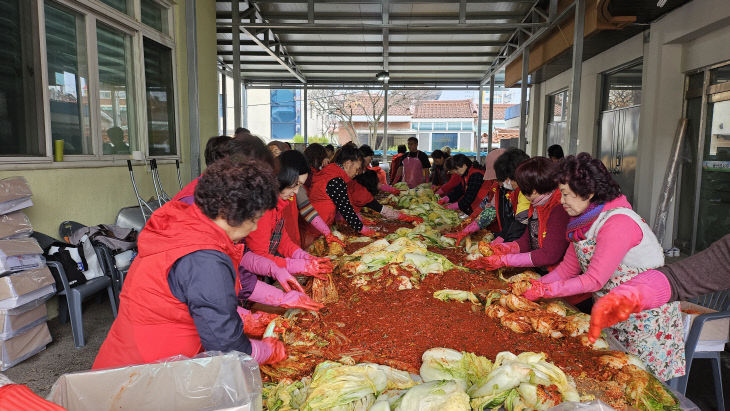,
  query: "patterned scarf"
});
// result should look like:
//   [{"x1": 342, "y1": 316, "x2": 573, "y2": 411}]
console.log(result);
[{"x1": 566, "y1": 202, "x2": 605, "y2": 242}]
